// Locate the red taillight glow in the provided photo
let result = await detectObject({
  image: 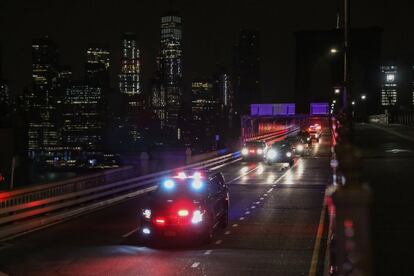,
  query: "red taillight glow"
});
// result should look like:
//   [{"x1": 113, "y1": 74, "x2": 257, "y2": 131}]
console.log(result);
[
  {"x1": 178, "y1": 209, "x2": 189, "y2": 217},
  {"x1": 155, "y1": 217, "x2": 166, "y2": 225}
]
